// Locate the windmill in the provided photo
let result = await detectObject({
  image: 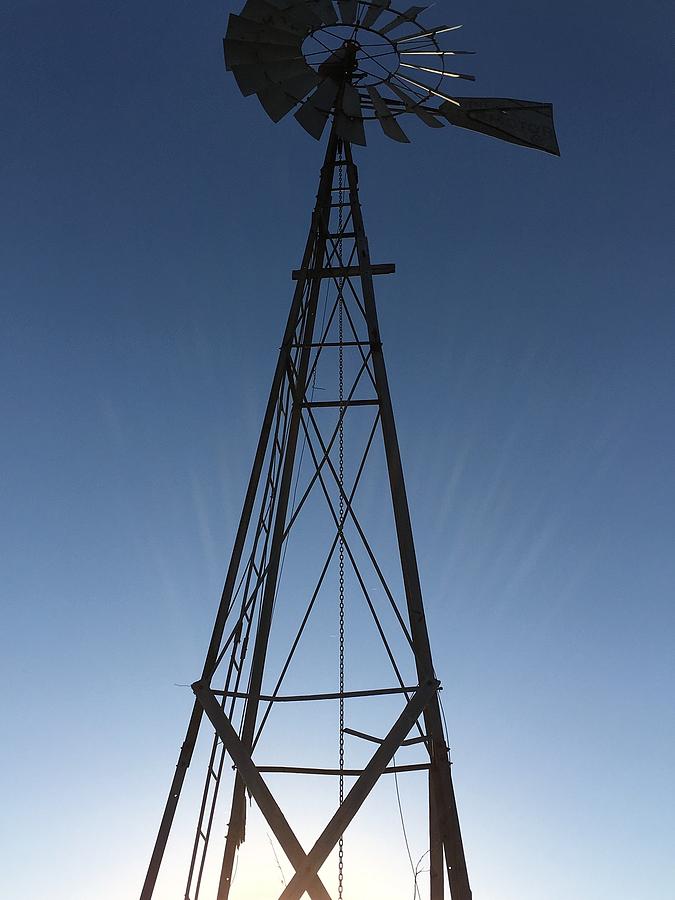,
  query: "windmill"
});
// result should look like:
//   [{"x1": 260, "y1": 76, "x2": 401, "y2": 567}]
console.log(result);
[{"x1": 140, "y1": 3, "x2": 558, "y2": 899}]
